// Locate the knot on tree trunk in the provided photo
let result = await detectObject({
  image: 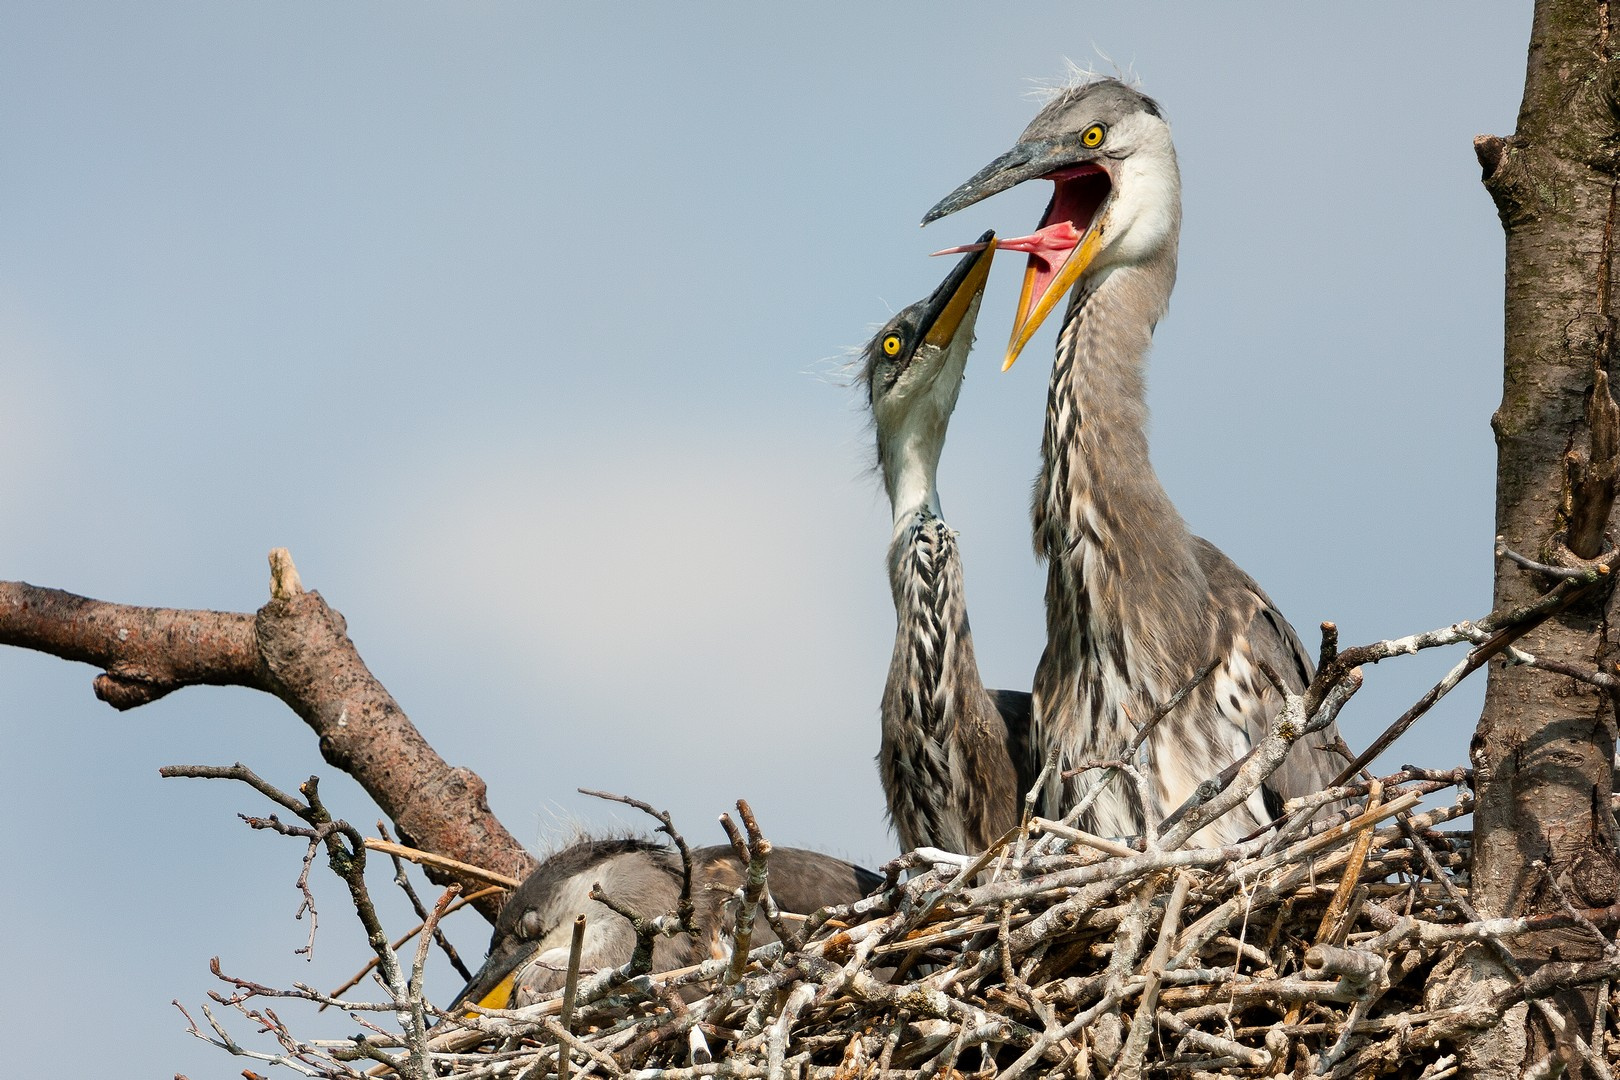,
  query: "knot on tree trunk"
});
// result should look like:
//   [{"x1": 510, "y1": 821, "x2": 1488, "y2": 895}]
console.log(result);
[
  {"x1": 1571, "y1": 846, "x2": 1620, "y2": 906},
  {"x1": 93, "y1": 666, "x2": 178, "y2": 710},
  {"x1": 1475, "y1": 133, "x2": 1534, "y2": 227},
  {"x1": 1561, "y1": 367, "x2": 1620, "y2": 562}
]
